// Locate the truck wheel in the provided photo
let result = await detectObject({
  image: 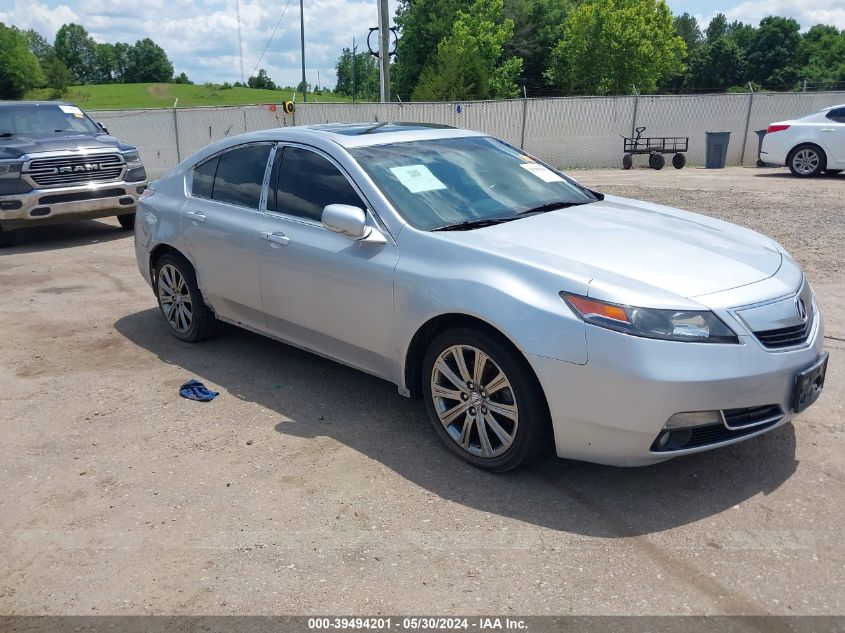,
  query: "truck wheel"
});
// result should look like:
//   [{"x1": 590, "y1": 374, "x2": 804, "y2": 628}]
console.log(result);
[
  {"x1": 0, "y1": 225, "x2": 15, "y2": 248},
  {"x1": 117, "y1": 213, "x2": 136, "y2": 230},
  {"x1": 622, "y1": 154, "x2": 633, "y2": 170},
  {"x1": 672, "y1": 153, "x2": 686, "y2": 169}
]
